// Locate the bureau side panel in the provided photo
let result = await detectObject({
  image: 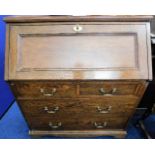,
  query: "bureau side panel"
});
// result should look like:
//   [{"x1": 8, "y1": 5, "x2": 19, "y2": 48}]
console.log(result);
[{"x1": 4, "y1": 24, "x2": 10, "y2": 80}]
